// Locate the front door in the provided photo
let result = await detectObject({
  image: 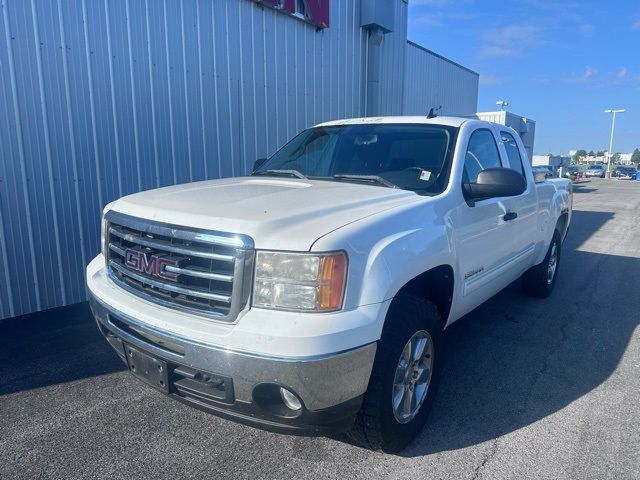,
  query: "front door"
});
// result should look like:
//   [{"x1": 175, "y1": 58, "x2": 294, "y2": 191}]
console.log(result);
[{"x1": 452, "y1": 128, "x2": 523, "y2": 319}]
